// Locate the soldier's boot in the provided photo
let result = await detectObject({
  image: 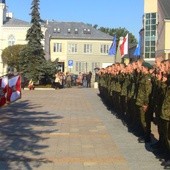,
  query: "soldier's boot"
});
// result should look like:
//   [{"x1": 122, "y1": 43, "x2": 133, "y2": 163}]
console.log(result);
[
  {"x1": 138, "y1": 132, "x2": 151, "y2": 143},
  {"x1": 163, "y1": 152, "x2": 170, "y2": 169},
  {"x1": 164, "y1": 160, "x2": 170, "y2": 169},
  {"x1": 144, "y1": 135, "x2": 151, "y2": 143},
  {"x1": 151, "y1": 140, "x2": 162, "y2": 150}
]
